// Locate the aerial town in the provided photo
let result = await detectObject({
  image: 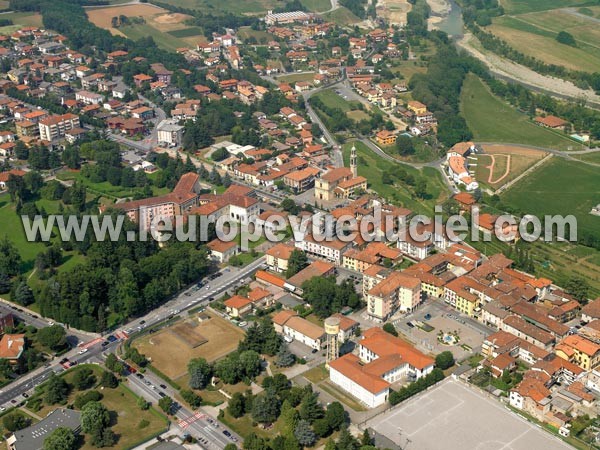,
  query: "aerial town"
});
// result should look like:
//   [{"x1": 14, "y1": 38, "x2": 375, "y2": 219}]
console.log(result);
[{"x1": 0, "y1": 0, "x2": 599, "y2": 449}]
